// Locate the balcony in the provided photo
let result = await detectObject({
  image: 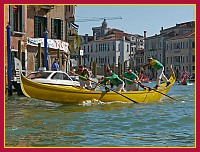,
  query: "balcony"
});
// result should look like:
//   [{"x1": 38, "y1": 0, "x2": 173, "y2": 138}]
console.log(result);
[
  {"x1": 34, "y1": 5, "x2": 54, "y2": 12},
  {"x1": 174, "y1": 49, "x2": 181, "y2": 53}
]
